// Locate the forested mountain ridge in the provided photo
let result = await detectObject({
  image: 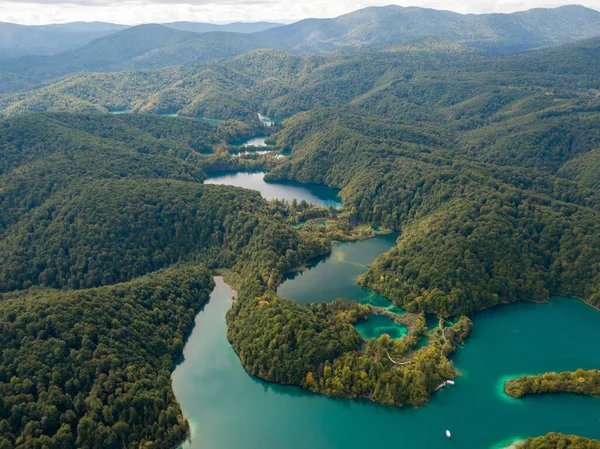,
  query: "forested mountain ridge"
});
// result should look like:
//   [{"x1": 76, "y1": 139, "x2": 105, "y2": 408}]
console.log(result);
[
  {"x1": 0, "y1": 22, "x2": 127, "y2": 57},
  {"x1": 0, "y1": 20, "x2": 281, "y2": 58},
  {"x1": 2, "y1": 34, "x2": 598, "y2": 120},
  {"x1": 163, "y1": 21, "x2": 284, "y2": 34},
  {"x1": 243, "y1": 36, "x2": 600, "y2": 316},
  {"x1": 256, "y1": 5, "x2": 600, "y2": 53},
  {"x1": 0, "y1": 5, "x2": 598, "y2": 96},
  {"x1": 0, "y1": 25, "x2": 274, "y2": 94},
  {"x1": 1, "y1": 34, "x2": 598, "y2": 319}
]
